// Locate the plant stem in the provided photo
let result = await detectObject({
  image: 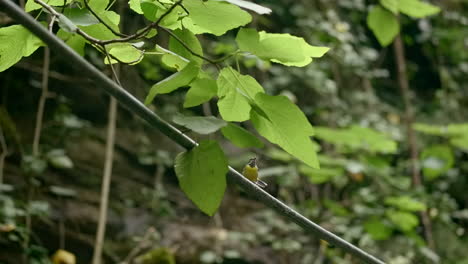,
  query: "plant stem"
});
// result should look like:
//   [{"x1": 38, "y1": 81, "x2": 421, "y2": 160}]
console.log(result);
[{"x1": 393, "y1": 33, "x2": 435, "y2": 250}]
